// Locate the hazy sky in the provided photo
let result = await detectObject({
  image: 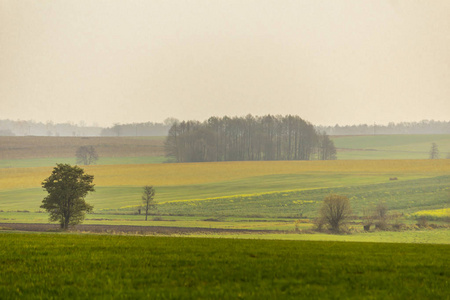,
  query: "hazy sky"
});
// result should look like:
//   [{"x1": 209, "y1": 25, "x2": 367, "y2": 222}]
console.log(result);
[{"x1": 1, "y1": 1, "x2": 449, "y2": 127}]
